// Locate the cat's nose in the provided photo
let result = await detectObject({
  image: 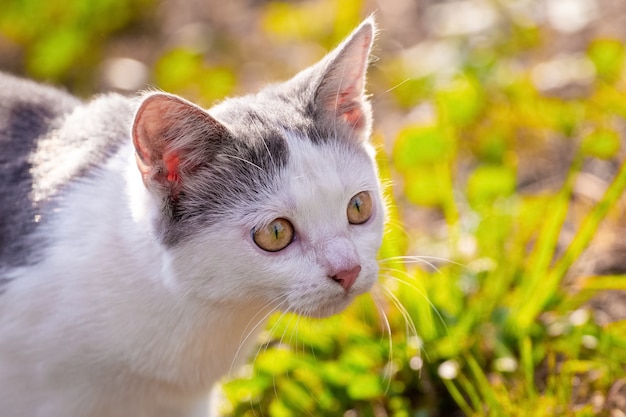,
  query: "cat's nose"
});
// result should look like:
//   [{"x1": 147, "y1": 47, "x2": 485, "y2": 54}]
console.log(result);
[{"x1": 331, "y1": 265, "x2": 361, "y2": 291}]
